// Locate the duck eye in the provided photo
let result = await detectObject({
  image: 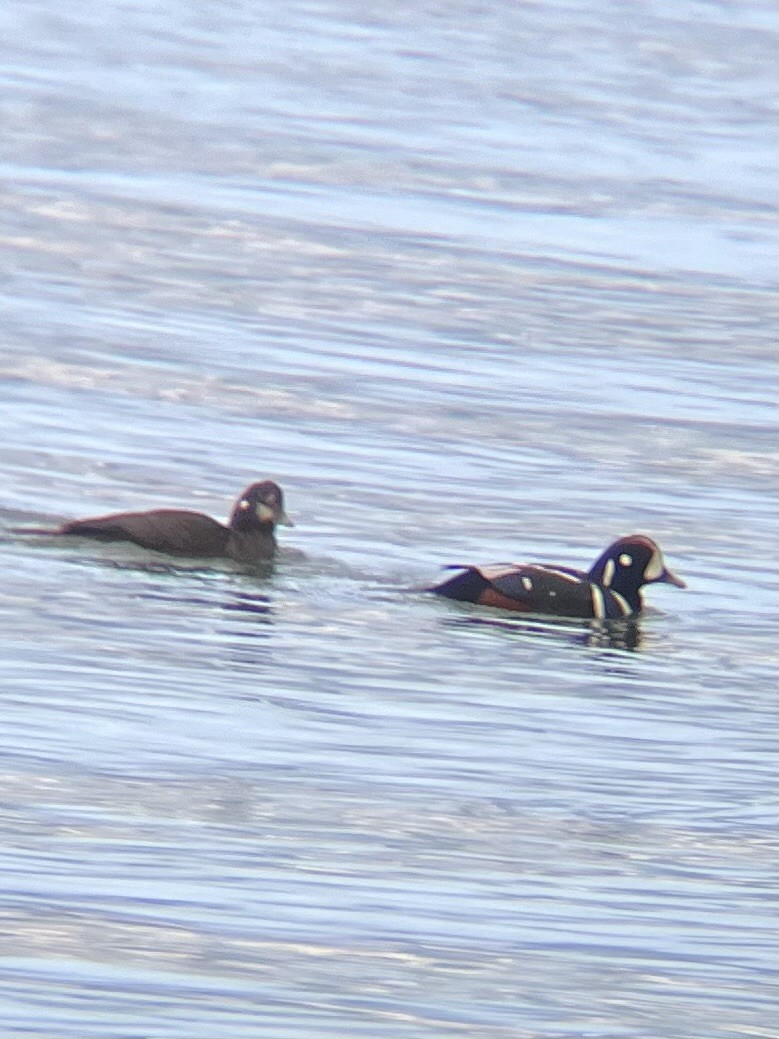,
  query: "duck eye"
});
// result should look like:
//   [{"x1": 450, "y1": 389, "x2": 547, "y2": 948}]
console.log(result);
[{"x1": 619, "y1": 553, "x2": 632, "y2": 566}]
